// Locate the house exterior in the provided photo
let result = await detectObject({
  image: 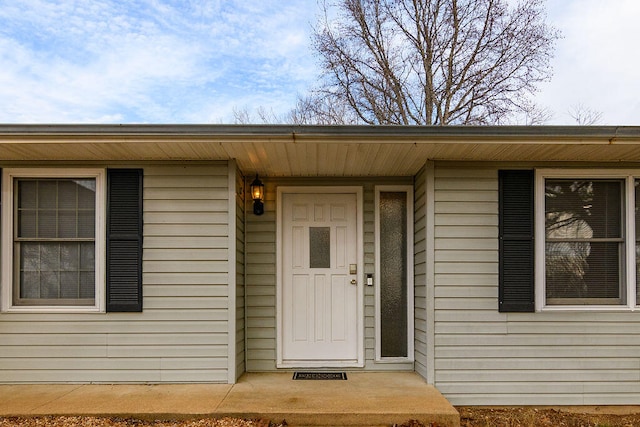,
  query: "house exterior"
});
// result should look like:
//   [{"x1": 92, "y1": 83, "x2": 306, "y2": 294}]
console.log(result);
[{"x1": 1, "y1": 124, "x2": 640, "y2": 405}]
